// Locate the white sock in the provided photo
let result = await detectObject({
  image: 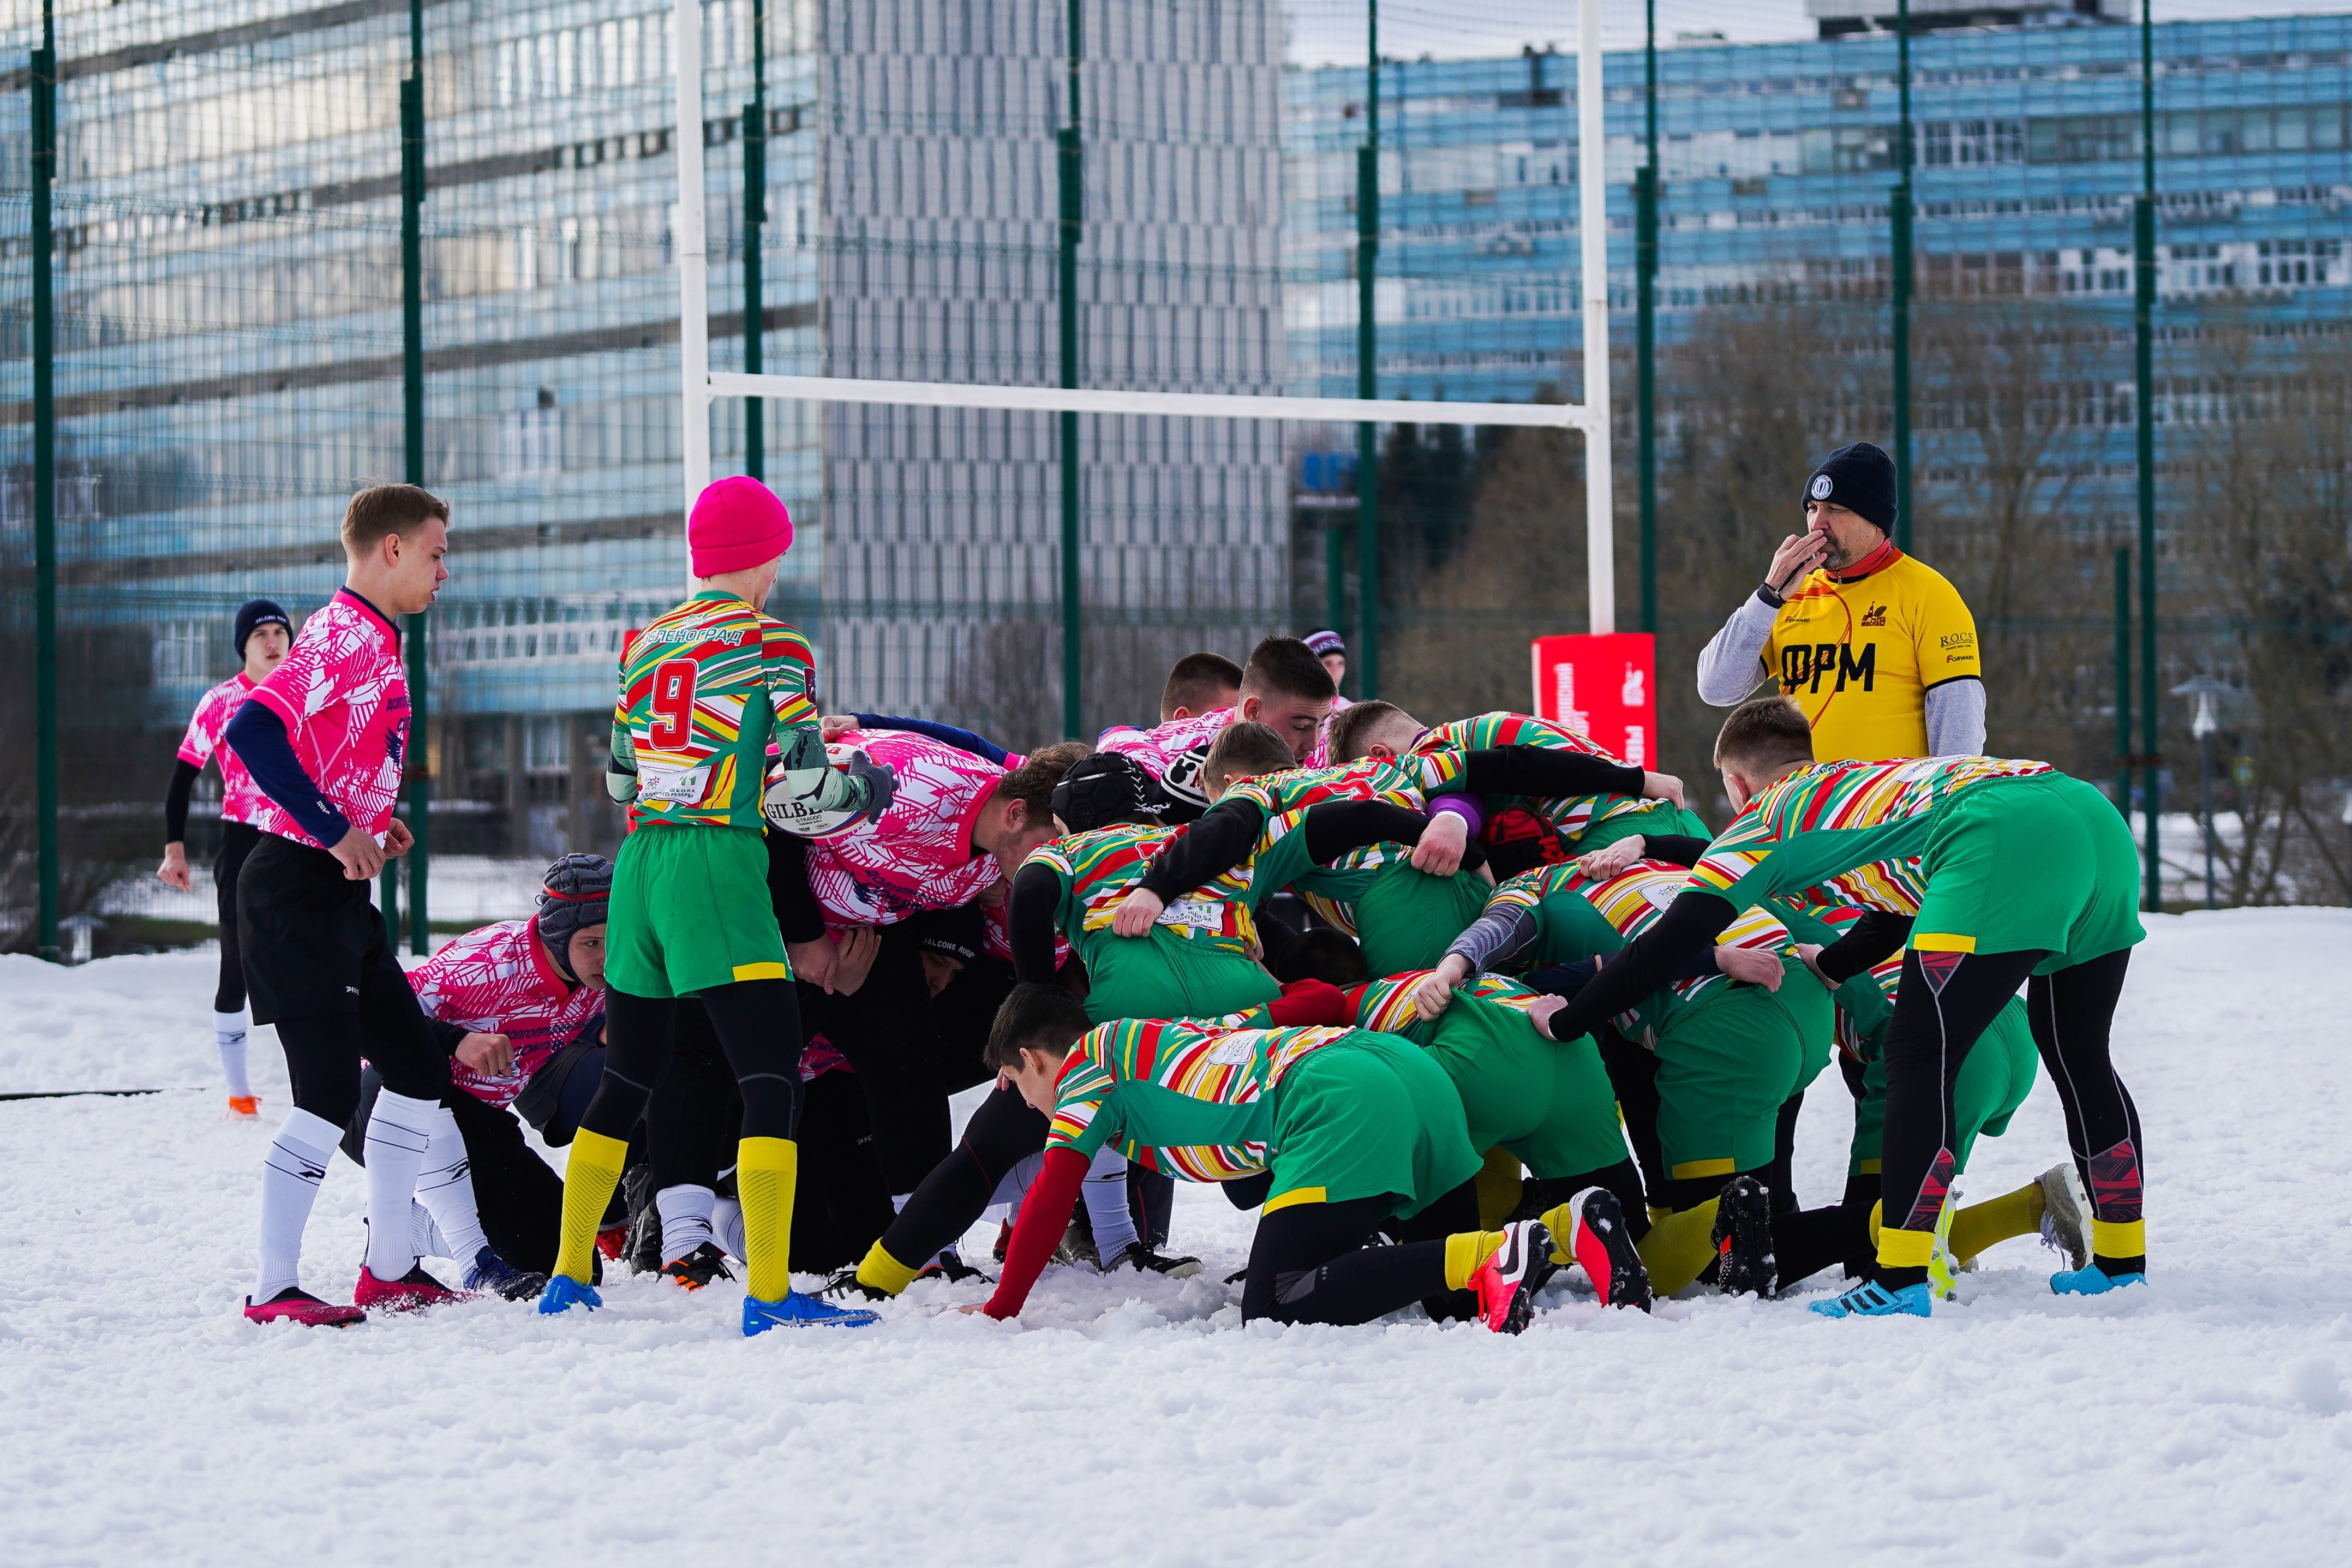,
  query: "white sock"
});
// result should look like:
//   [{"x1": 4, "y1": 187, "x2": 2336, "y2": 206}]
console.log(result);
[
  {"x1": 1082, "y1": 1148, "x2": 1140, "y2": 1266},
  {"x1": 712, "y1": 1196, "x2": 745, "y2": 1262},
  {"x1": 409, "y1": 1200, "x2": 449, "y2": 1261},
  {"x1": 360, "y1": 1089, "x2": 441, "y2": 1279},
  {"x1": 412, "y1": 1106, "x2": 490, "y2": 1265},
  {"x1": 254, "y1": 1108, "x2": 342, "y2": 1302},
  {"x1": 656, "y1": 1184, "x2": 716, "y2": 1264},
  {"x1": 214, "y1": 1010, "x2": 252, "y2": 1099}
]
